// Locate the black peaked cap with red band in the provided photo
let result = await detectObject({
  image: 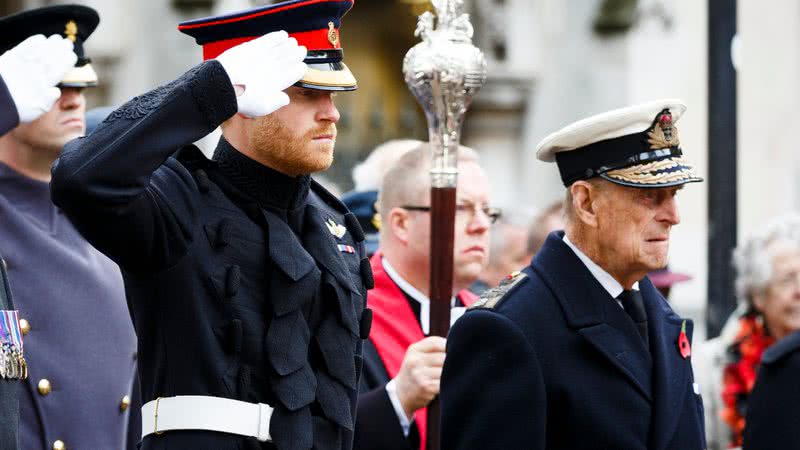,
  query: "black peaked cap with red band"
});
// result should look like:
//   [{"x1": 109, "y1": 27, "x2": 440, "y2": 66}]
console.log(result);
[{"x1": 179, "y1": 0, "x2": 357, "y2": 91}]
